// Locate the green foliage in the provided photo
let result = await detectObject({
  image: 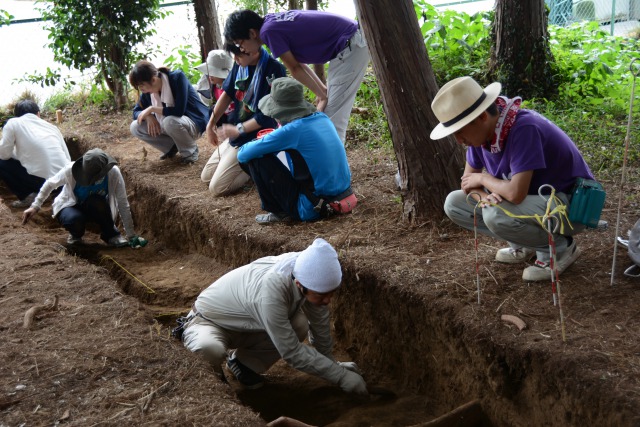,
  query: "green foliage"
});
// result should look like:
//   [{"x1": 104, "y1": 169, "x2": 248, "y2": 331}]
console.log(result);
[
  {"x1": 16, "y1": 67, "x2": 73, "y2": 88},
  {"x1": 230, "y1": 0, "x2": 328, "y2": 14},
  {"x1": 526, "y1": 98, "x2": 639, "y2": 175},
  {"x1": 0, "y1": 9, "x2": 14, "y2": 27},
  {"x1": 549, "y1": 21, "x2": 640, "y2": 109},
  {"x1": 42, "y1": 83, "x2": 118, "y2": 114},
  {"x1": 164, "y1": 45, "x2": 202, "y2": 84},
  {"x1": 348, "y1": 70, "x2": 392, "y2": 150},
  {"x1": 42, "y1": 89, "x2": 76, "y2": 113},
  {"x1": 36, "y1": 0, "x2": 168, "y2": 107},
  {"x1": 413, "y1": 0, "x2": 492, "y2": 85}
]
